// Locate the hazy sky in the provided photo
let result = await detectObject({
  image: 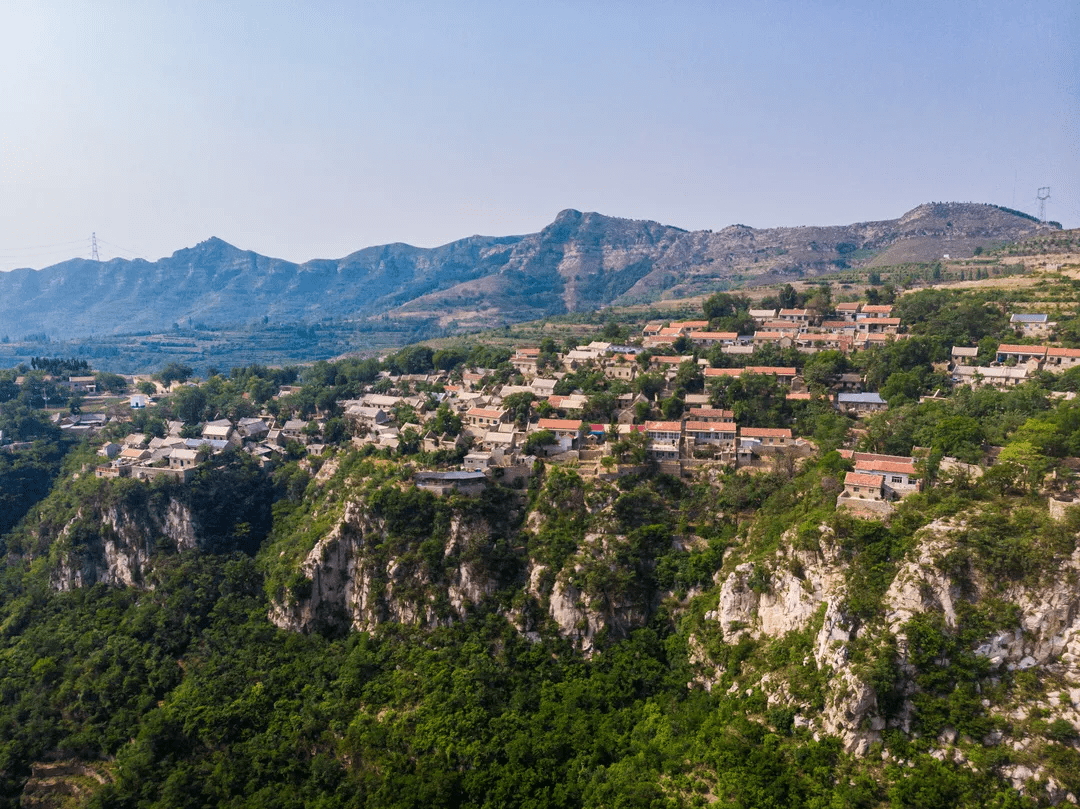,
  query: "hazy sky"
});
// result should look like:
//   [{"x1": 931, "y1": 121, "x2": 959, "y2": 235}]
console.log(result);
[{"x1": 0, "y1": 1, "x2": 1076, "y2": 270}]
